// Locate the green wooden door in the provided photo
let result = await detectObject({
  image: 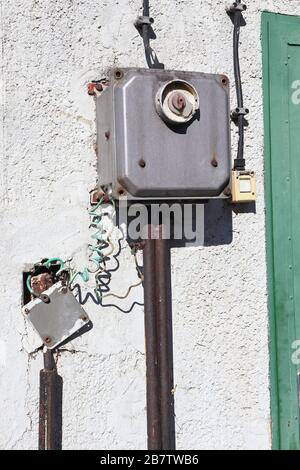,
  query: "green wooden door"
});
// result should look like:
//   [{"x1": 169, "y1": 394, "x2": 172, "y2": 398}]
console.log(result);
[{"x1": 262, "y1": 11, "x2": 300, "y2": 450}]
